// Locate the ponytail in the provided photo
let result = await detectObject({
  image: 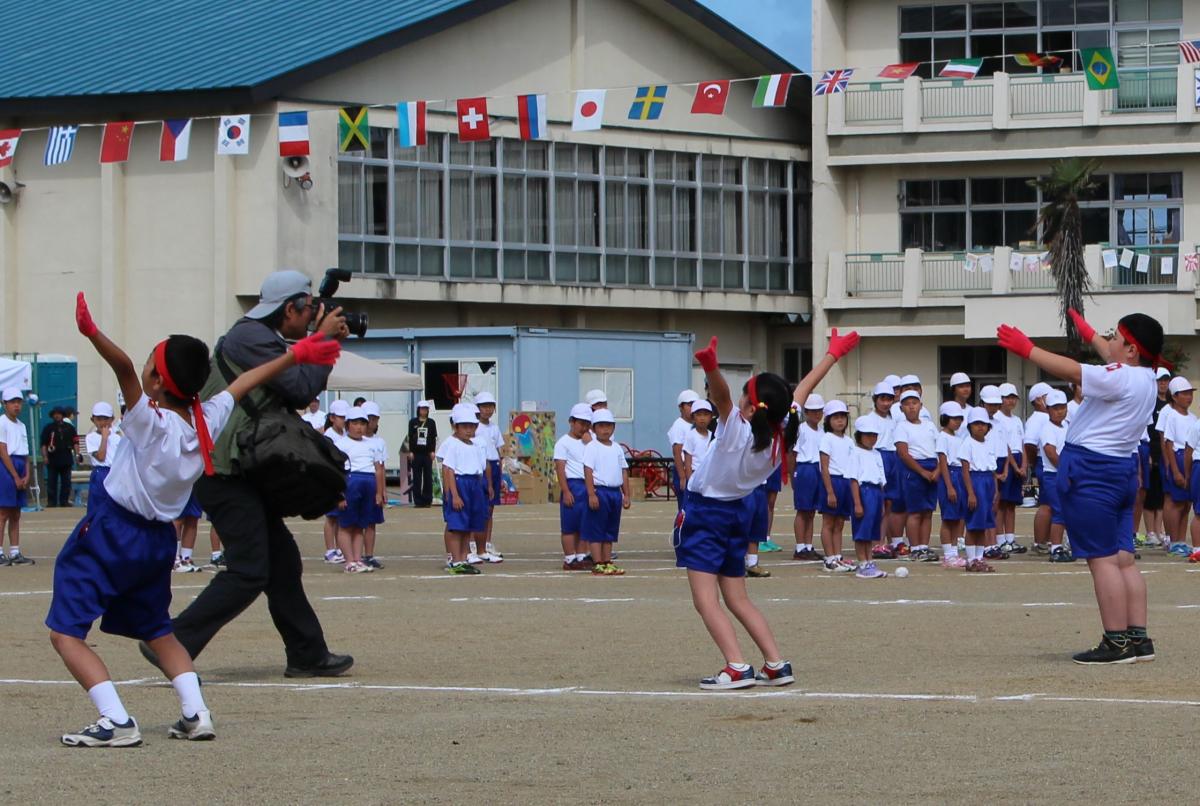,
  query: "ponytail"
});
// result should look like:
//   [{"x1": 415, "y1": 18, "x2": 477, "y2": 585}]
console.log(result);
[{"x1": 784, "y1": 405, "x2": 801, "y2": 453}]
